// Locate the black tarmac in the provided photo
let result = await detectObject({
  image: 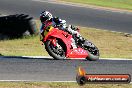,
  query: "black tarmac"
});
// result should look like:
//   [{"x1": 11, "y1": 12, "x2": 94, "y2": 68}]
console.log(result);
[
  {"x1": 0, "y1": 0, "x2": 132, "y2": 33},
  {"x1": 0, "y1": 57, "x2": 132, "y2": 81}
]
